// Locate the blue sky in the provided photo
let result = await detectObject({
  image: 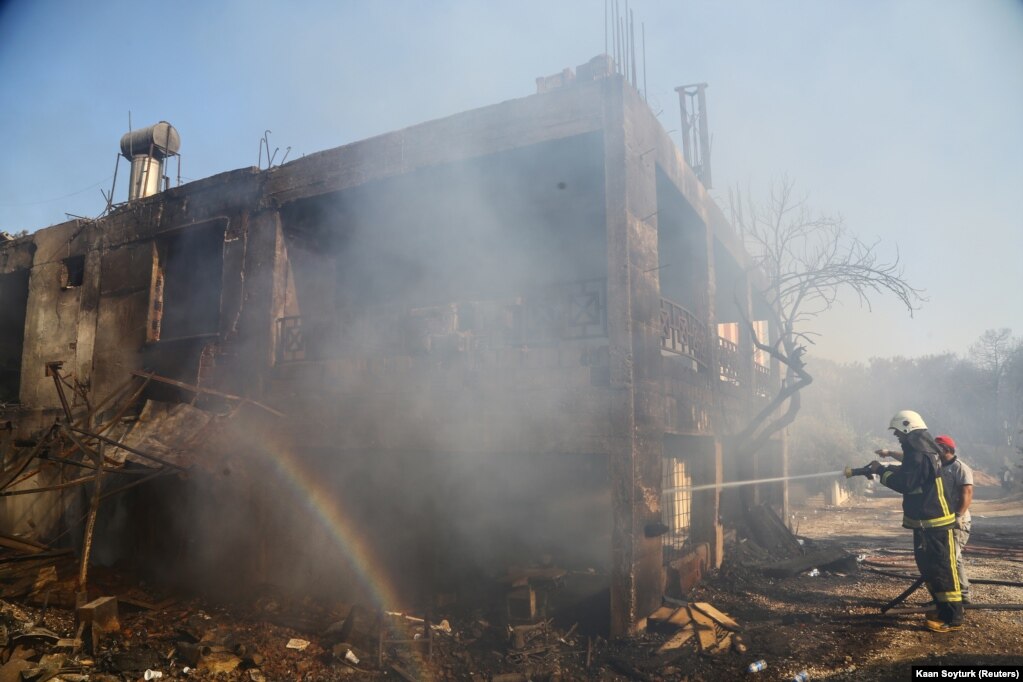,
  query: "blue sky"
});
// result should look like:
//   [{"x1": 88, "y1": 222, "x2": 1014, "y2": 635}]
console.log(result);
[{"x1": 1, "y1": 0, "x2": 1021, "y2": 363}]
